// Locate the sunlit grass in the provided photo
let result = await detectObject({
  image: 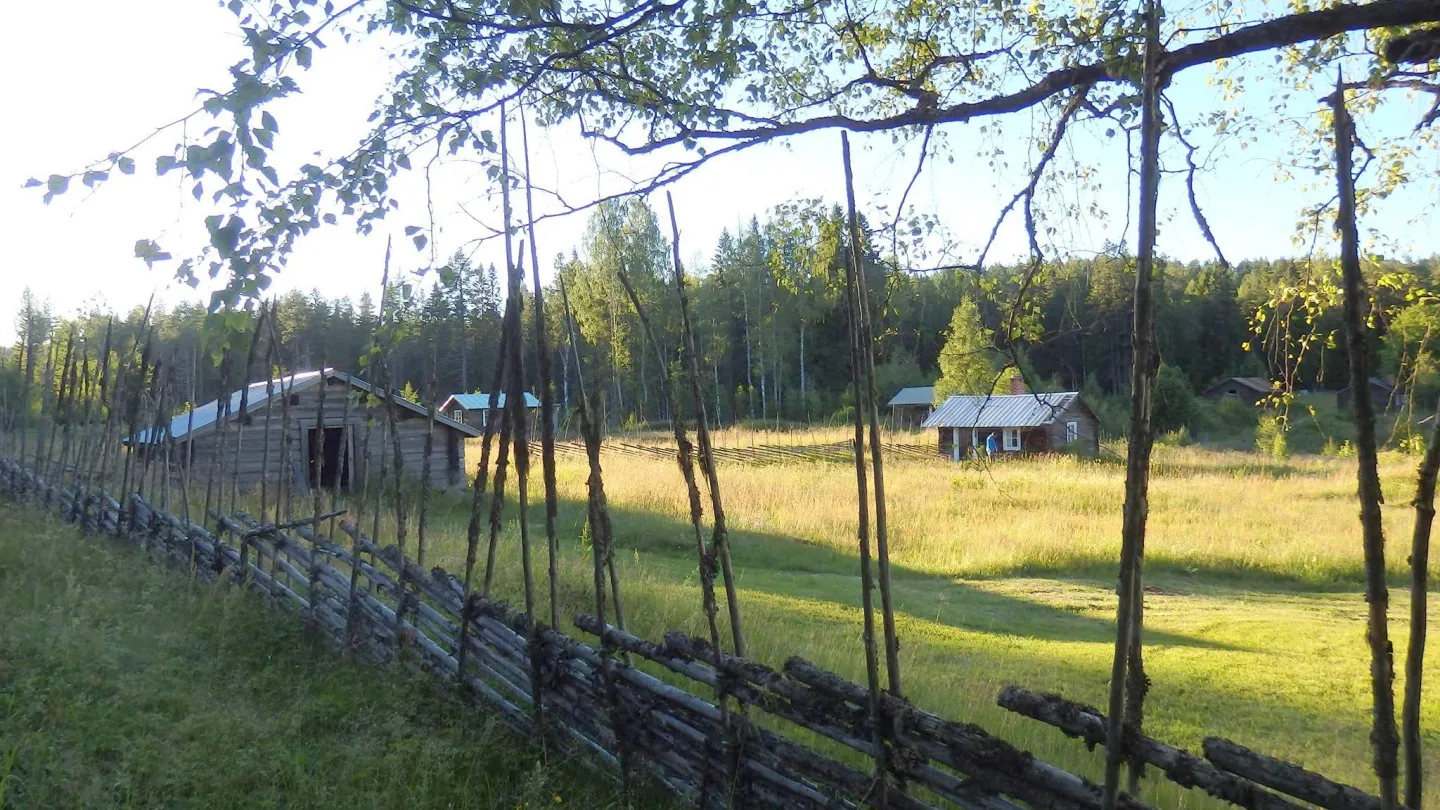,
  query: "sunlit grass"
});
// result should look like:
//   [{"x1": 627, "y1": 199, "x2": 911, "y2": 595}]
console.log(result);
[
  {"x1": 442, "y1": 442, "x2": 1436, "y2": 806},
  {"x1": 555, "y1": 443, "x2": 1426, "y2": 585},
  {"x1": 43, "y1": 439, "x2": 1440, "y2": 807}
]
